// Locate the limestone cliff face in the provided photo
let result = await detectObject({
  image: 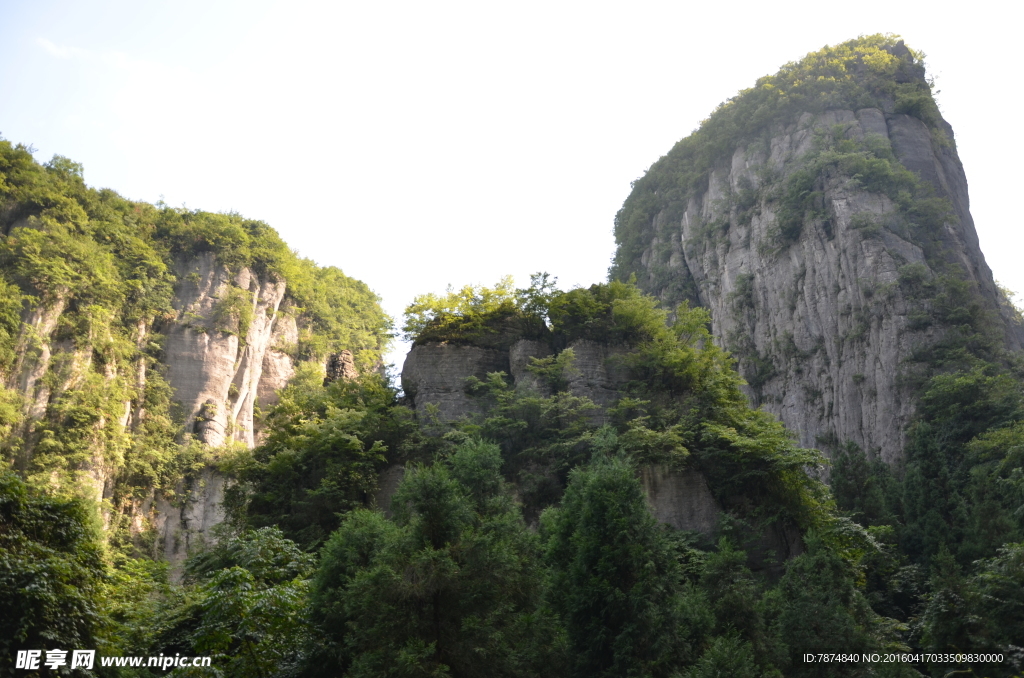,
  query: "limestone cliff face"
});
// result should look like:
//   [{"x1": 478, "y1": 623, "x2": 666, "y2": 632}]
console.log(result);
[
  {"x1": 402, "y1": 343, "x2": 510, "y2": 422},
  {"x1": 401, "y1": 338, "x2": 632, "y2": 424},
  {"x1": 155, "y1": 253, "x2": 300, "y2": 566},
  {"x1": 617, "y1": 91, "x2": 1021, "y2": 465},
  {"x1": 640, "y1": 465, "x2": 720, "y2": 534},
  {"x1": 7, "y1": 291, "x2": 110, "y2": 506},
  {"x1": 5, "y1": 251, "x2": 305, "y2": 567},
  {"x1": 257, "y1": 312, "x2": 299, "y2": 413},
  {"x1": 164, "y1": 252, "x2": 293, "y2": 449},
  {"x1": 2, "y1": 143, "x2": 390, "y2": 573}
]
